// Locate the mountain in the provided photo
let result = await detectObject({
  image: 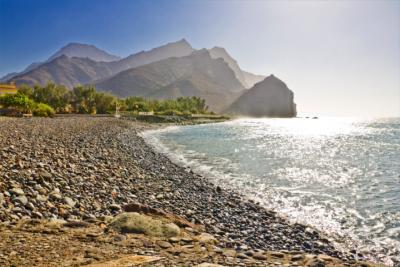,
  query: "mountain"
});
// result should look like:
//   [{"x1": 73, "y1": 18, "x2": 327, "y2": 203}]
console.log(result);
[
  {"x1": 208, "y1": 47, "x2": 265, "y2": 88},
  {"x1": 1, "y1": 62, "x2": 46, "y2": 82},
  {"x1": 0, "y1": 72, "x2": 18, "y2": 82},
  {"x1": 1, "y1": 43, "x2": 121, "y2": 82},
  {"x1": 8, "y1": 39, "x2": 195, "y2": 87},
  {"x1": 10, "y1": 55, "x2": 114, "y2": 88},
  {"x1": 48, "y1": 42, "x2": 121, "y2": 62},
  {"x1": 147, "y1": 74, "x2": 244, "y2": 112},
  {"x1": 4, "y1": 39, "x2": 298, "y2": 116},
  {"x1": 95, "y1": 49, "x2": 245, "y2": 112},
  {"x1": 109, "y1": 39, "x2": 194, "y2": 74},
  {"x1": 227, "y1": 75, "x2": 297, "y2": 117},
  {"x1": 208, "y1": 47, "x2": 248, "y2": 87}
]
